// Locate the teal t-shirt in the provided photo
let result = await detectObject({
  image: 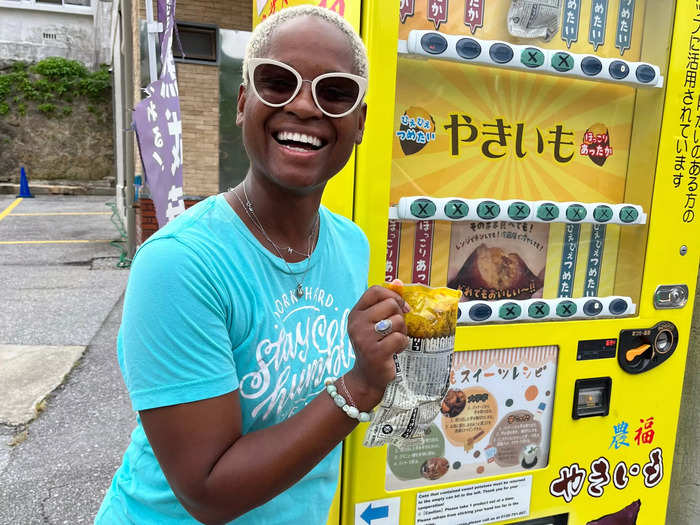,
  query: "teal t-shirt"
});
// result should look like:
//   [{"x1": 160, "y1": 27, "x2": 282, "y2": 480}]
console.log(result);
[{"x1": 96, "y1": 194, "x2": 369, "y2": 524}]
